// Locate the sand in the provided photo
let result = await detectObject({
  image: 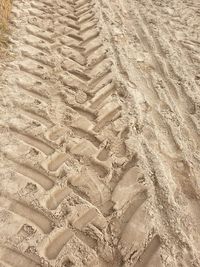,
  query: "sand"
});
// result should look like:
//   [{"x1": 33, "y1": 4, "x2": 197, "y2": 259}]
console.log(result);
[{"x1": 0, "y1": 0, "x2": 200, "y2": 266}]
